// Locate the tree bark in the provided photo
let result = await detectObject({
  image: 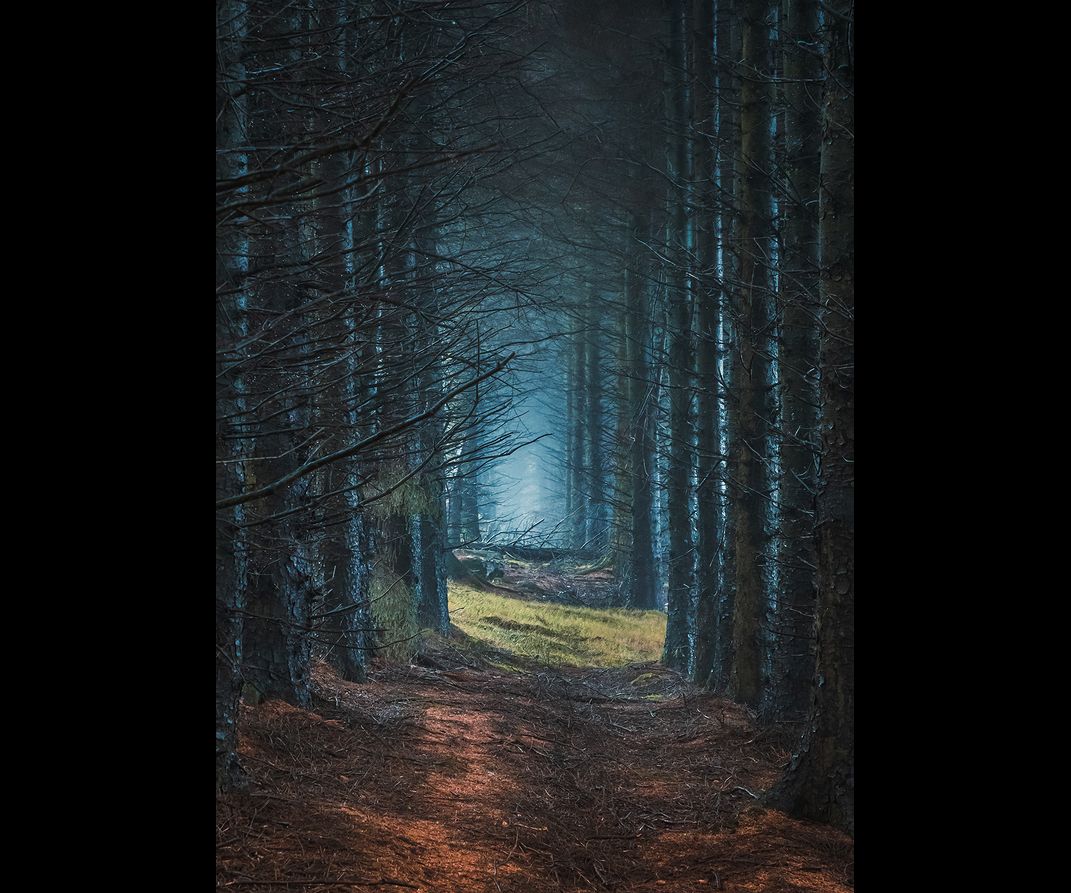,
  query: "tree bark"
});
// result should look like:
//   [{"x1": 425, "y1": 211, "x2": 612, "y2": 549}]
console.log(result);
[
  {"x1": 310, "y1": 3, "x2": 373, "y2": 682},
  {"x1": 215, "y1": 0, "x2": 250, "y2": 791},
  {"x1": 415, "y1": 200, "x2": 449, "y2": 634},
  {"x1": 767, "y1": 0, "x2": 853, "y2": 833},
  {"x1": 767, "y1": 0, "x2": 821, "y2": 719},
  {"x1": 710, "y1": 0, "x2": 740, "y2": 692},
  {"x1": 238, "y1": 2, "x2": 315, "y2": 711},
  {"x1": 626, "y1": 212, "x2": 658, "y2": 610},
  {"x1": 458, "y1": 422, "x2": 482, "y2": 544},
  {"x1": 728, "y1": 0, "x2": 775, "y2": 708},
  {"x1": 663, "y1": 0, "x2": 695, "y2": 672},
  {"x1": 377, "y1": 81, "x2": 420, "y2": 614},
  {"x1": 691, "y1": 0, "x2": 721, "y2": 688},
  {"x1": 586, "y1": 297, "x2": 608, "y2": 557},
  {"x1": 611, "y1": 267, "x2": 634, "y2": 600},
  {"x1": 570, "y1": 317, "x2": 588, "y2": 549}
]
